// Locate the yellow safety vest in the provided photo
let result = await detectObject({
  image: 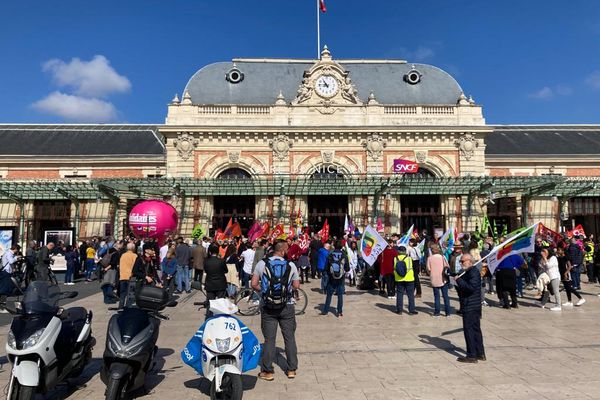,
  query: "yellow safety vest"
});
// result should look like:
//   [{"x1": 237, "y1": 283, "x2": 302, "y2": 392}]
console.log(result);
[
  {"x1": 585, "y1": 243, "x2": 595, "y2": 262},
  {"x1": 394, "y1": 254, "x2": 414, "y2": 282}
]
